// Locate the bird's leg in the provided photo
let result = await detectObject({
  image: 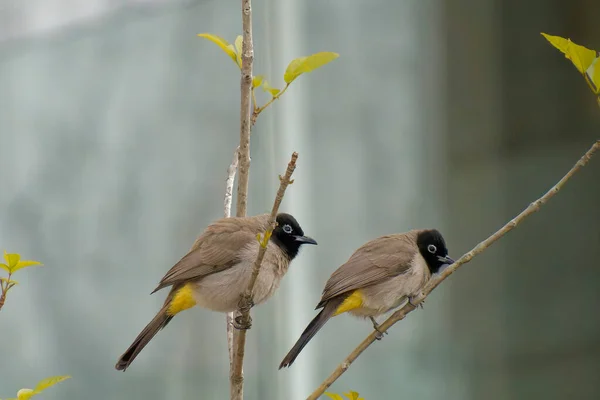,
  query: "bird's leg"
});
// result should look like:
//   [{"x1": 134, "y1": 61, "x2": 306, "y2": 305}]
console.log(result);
[{"x1": 369, "y1": 316, "x2": 388, "y2": 340}]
